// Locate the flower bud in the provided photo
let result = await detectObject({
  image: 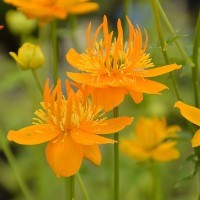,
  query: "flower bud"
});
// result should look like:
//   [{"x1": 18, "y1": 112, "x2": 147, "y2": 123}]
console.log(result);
[
  {"x1": 10, "y1": 43, "x2": 45, "y2": 70},
  {"x1": 6, "y1": 10, "x2": 37, "y2": 35}
]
